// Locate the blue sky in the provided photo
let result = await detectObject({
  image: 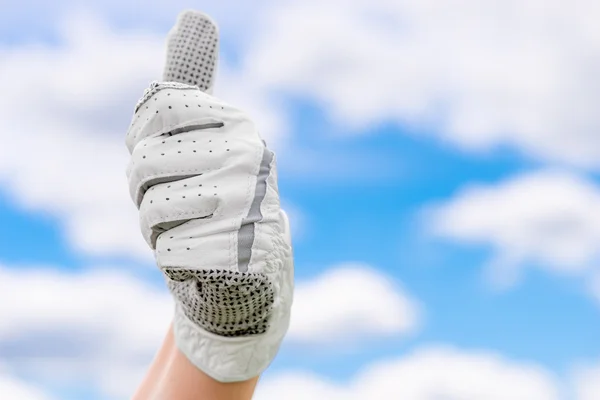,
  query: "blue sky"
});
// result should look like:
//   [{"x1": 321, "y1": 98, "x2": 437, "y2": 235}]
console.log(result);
[{"x1": 1, "y1": 1, "x2": 600, "y2": 399}]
